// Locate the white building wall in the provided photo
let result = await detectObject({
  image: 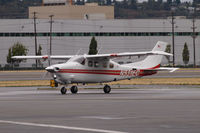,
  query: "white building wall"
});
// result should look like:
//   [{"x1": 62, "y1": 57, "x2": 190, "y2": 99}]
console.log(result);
[{"x1": 0, "y1": 19, "x2": 199, "y2": 66}]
